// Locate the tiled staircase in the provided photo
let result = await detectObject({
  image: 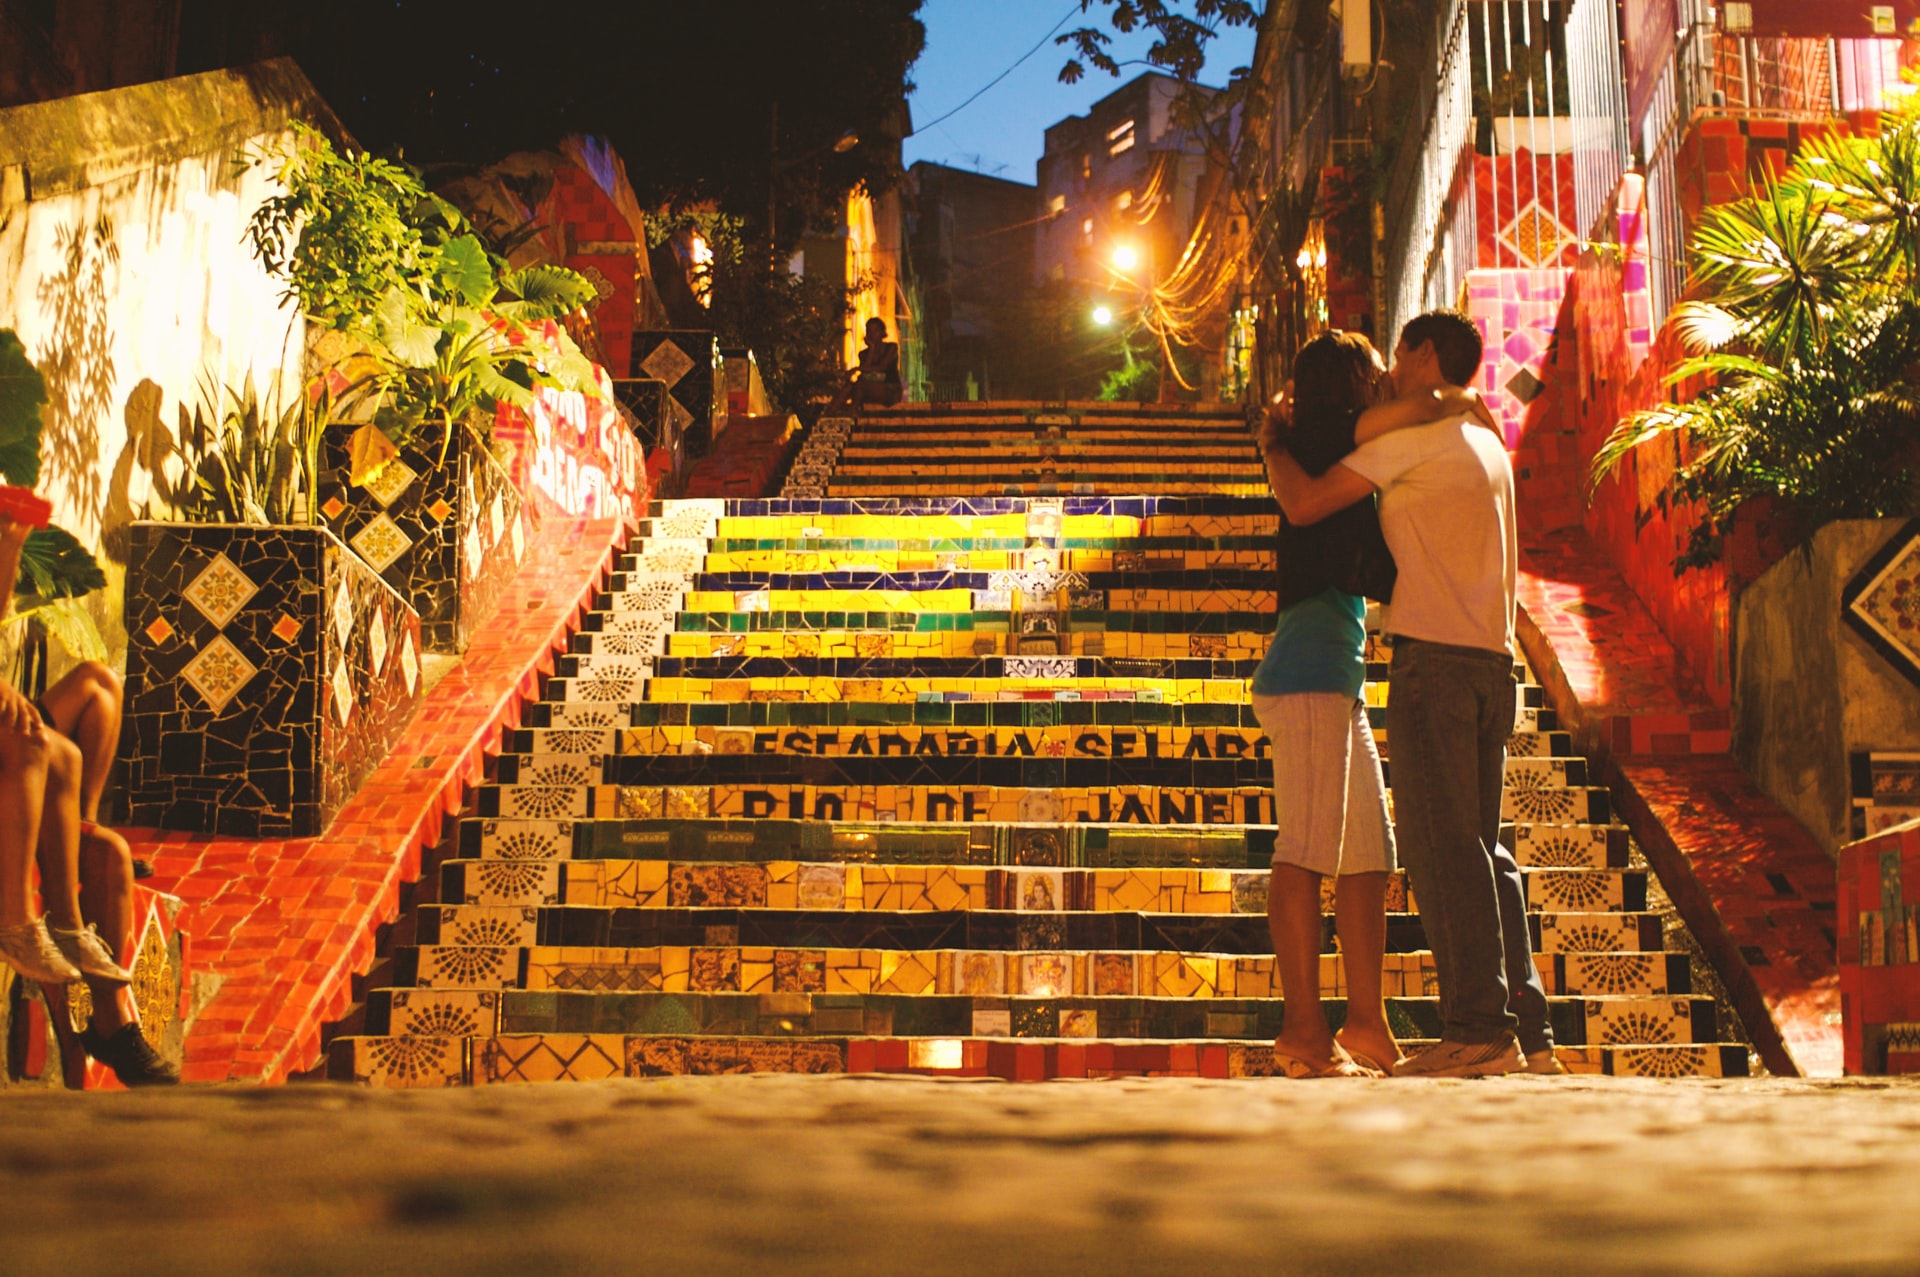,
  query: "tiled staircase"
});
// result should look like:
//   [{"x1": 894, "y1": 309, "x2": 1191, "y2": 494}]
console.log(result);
[{"x1": 329, "y1": 403, "x2": 1751, "y2": 1086}]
